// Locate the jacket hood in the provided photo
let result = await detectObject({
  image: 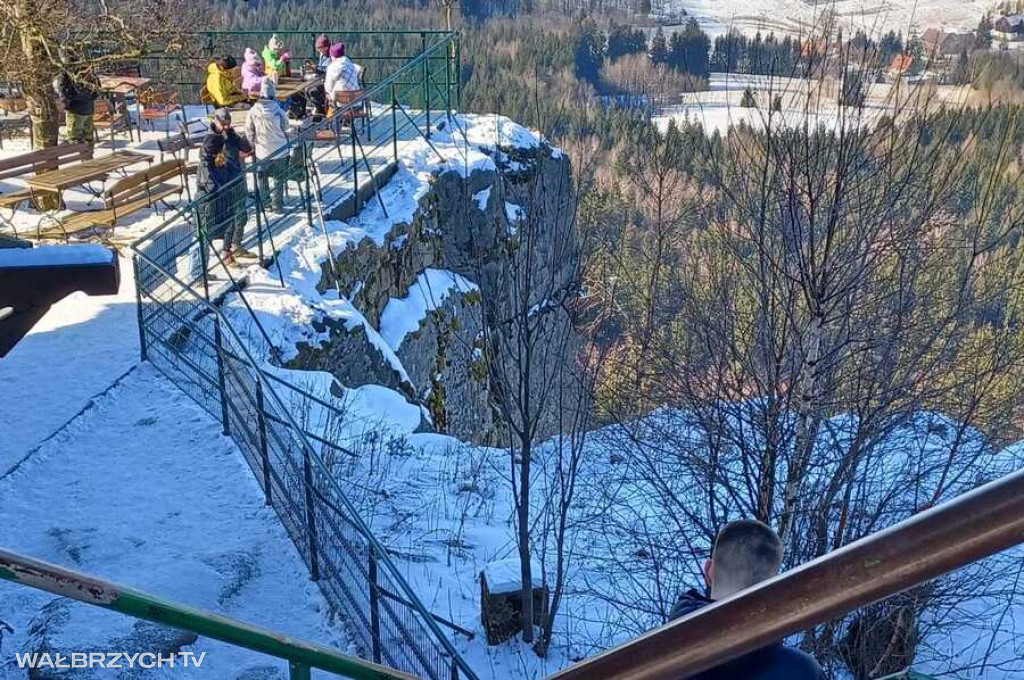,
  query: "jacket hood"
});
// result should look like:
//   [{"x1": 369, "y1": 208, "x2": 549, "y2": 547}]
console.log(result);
[{"x1": 244, "y1": 47, "x2": 258, "y2": 64}]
